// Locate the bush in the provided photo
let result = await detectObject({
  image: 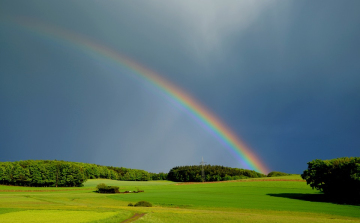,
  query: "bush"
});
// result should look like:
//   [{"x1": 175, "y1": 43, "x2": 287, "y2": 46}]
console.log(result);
[
  {"x1": 96, "y1": 183, "x2": 119, "y2": 193},
  {"x1": 301, "y1": 157, "x2": 360, "y2": 201},
  {"x1": 128, "y1": 203, "x2": 133, "y2": 206},
  {"x1": 134, "y1": 201, "x2": 152, "y2": 207},
  {"x1": 267, "y1": 171, "x2": 289, "y2": 177},
  {"x1": 96, "y1": 183, "x2": 106, "y2": 191}
]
